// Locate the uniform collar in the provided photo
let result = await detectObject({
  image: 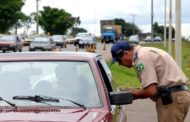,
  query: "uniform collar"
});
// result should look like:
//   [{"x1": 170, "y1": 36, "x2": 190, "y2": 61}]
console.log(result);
[{"x1": 132, "y1": 45, "x2": 141, "y2": 66}]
